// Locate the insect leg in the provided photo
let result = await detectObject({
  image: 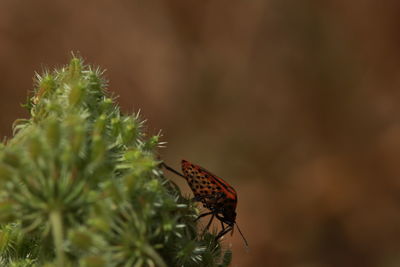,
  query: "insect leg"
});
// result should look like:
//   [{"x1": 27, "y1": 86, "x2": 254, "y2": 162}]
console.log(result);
[
  {"x1": 161, "y1": 162, "x2": 186, "y2": 179},
  {"x1": 194, "y1": 211, "x2": 214, "y2": 222},
  {"x1": 201, "y1": 213, "x2": 215, "y2": 235},
  {"x1": 215, "y1": 214, "x2": 231, "y2": 226},
  {"x1": 192, "y1": 193, "x2": 222, "y2": 204},
  {"x1": 215, "y1": 226, "x2": 233, "y2": 241}
]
